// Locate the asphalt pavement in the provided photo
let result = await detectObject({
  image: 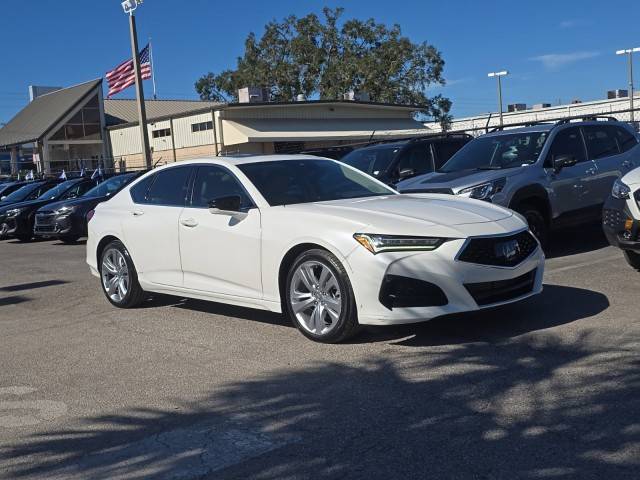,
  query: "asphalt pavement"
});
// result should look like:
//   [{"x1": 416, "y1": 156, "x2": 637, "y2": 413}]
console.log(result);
[{"x1": 0, "y1": 225, "x2": 638, "y2": 479}]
